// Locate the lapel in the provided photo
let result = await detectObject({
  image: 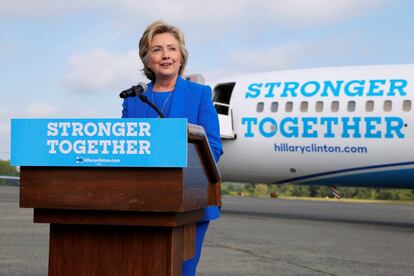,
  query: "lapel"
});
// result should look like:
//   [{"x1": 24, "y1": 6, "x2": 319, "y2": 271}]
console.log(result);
[
  {"x1": 140, "y1": 81, "x2": 154, "y2": 118},
  {"x1": 169, "y1": 76, "x2": 188, "y2": 118}
]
